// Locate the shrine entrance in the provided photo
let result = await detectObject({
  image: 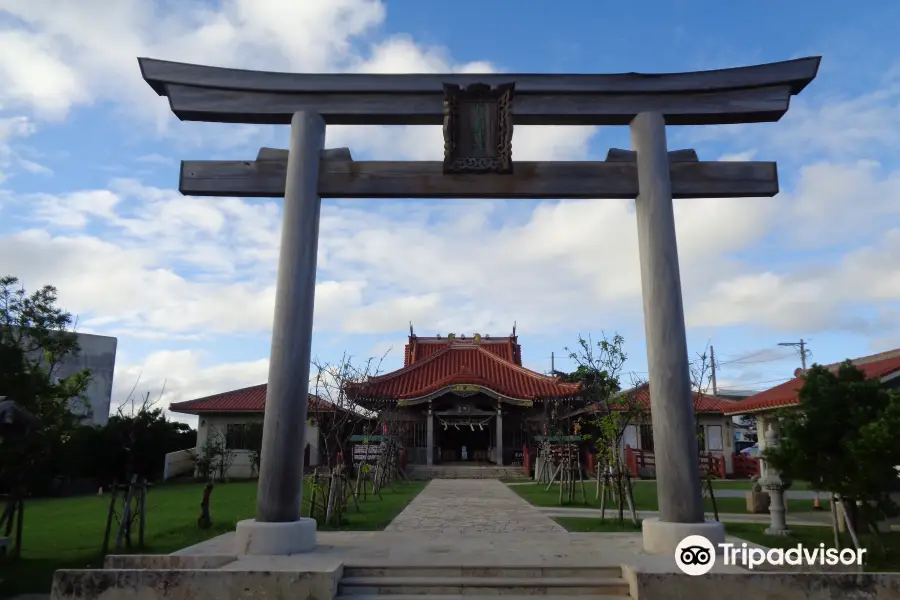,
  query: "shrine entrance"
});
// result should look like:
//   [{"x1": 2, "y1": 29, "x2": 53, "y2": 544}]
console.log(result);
[
  {"x1": 435, "y1": 415, "x2": 492, "y2": 464},
  {"x1": 141, "y1": 55, "x2": 819, "y2": 556}
]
